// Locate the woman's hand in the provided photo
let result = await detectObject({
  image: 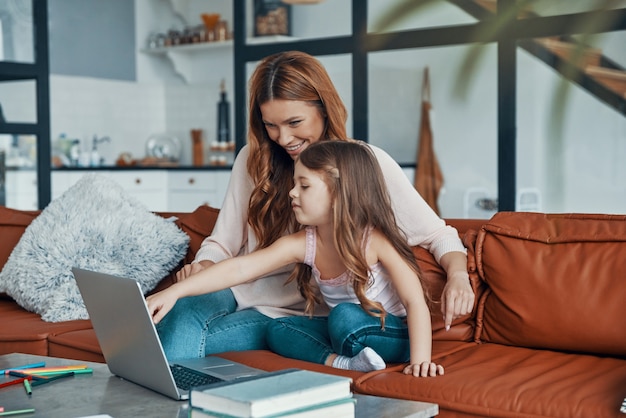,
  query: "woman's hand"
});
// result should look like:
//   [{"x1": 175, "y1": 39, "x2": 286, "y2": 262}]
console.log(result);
[
  {"x1": 438, "y1": 252, "x2": 475, "y2": 330},
  {"x1": 175, "y1": 260, "x2": 214, "y2": 282},
  {"x1": 403, "y1": 361, "x2": 445, "y2": 377},
  {"x1": 441, "y1": 270, "x2": 474, "y2": 331}
]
